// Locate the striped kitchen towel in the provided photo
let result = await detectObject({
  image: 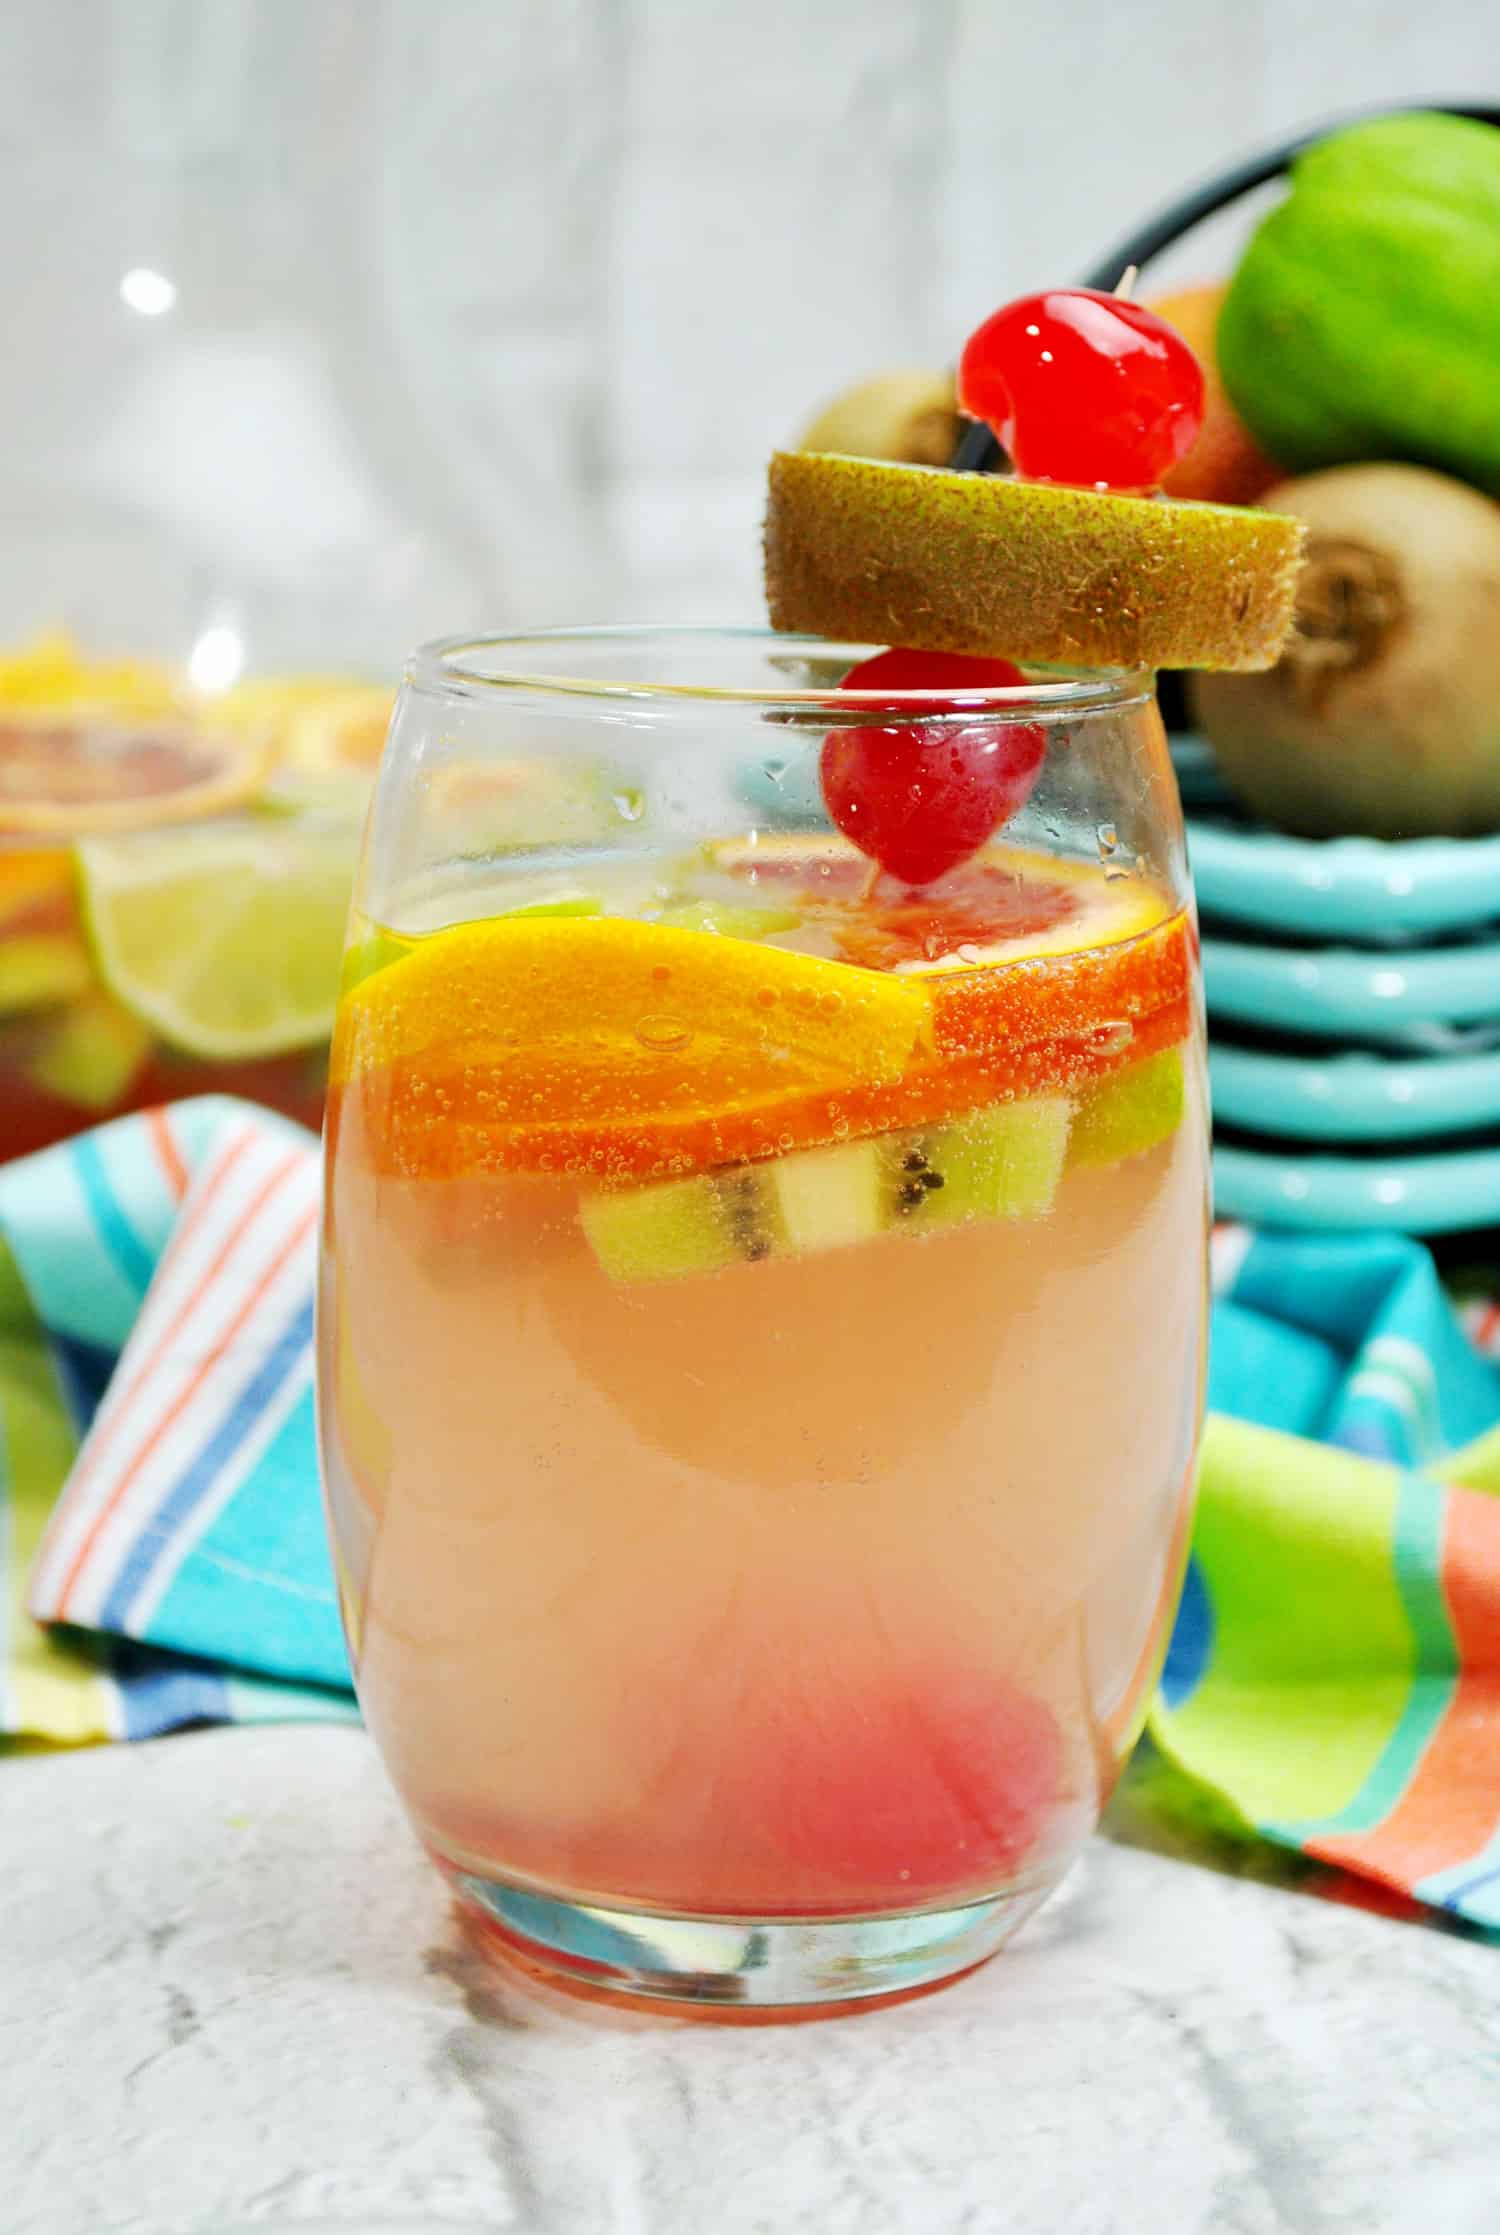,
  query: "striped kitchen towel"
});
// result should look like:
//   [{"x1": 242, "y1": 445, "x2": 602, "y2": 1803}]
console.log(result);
[
  {"x1": 1154, "y1": 1413, "x2": 1500, "y2": 1927},
  {"x1": 1, "y1": 1098, "x2": 353, "y2": 1741},
  {"x1": 2, "y1": 1100, "x2": 1498, "y2": 1930},
  {"x1": 1160, "y1": 1220, "x2": 1500, "y2": 1929}
]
